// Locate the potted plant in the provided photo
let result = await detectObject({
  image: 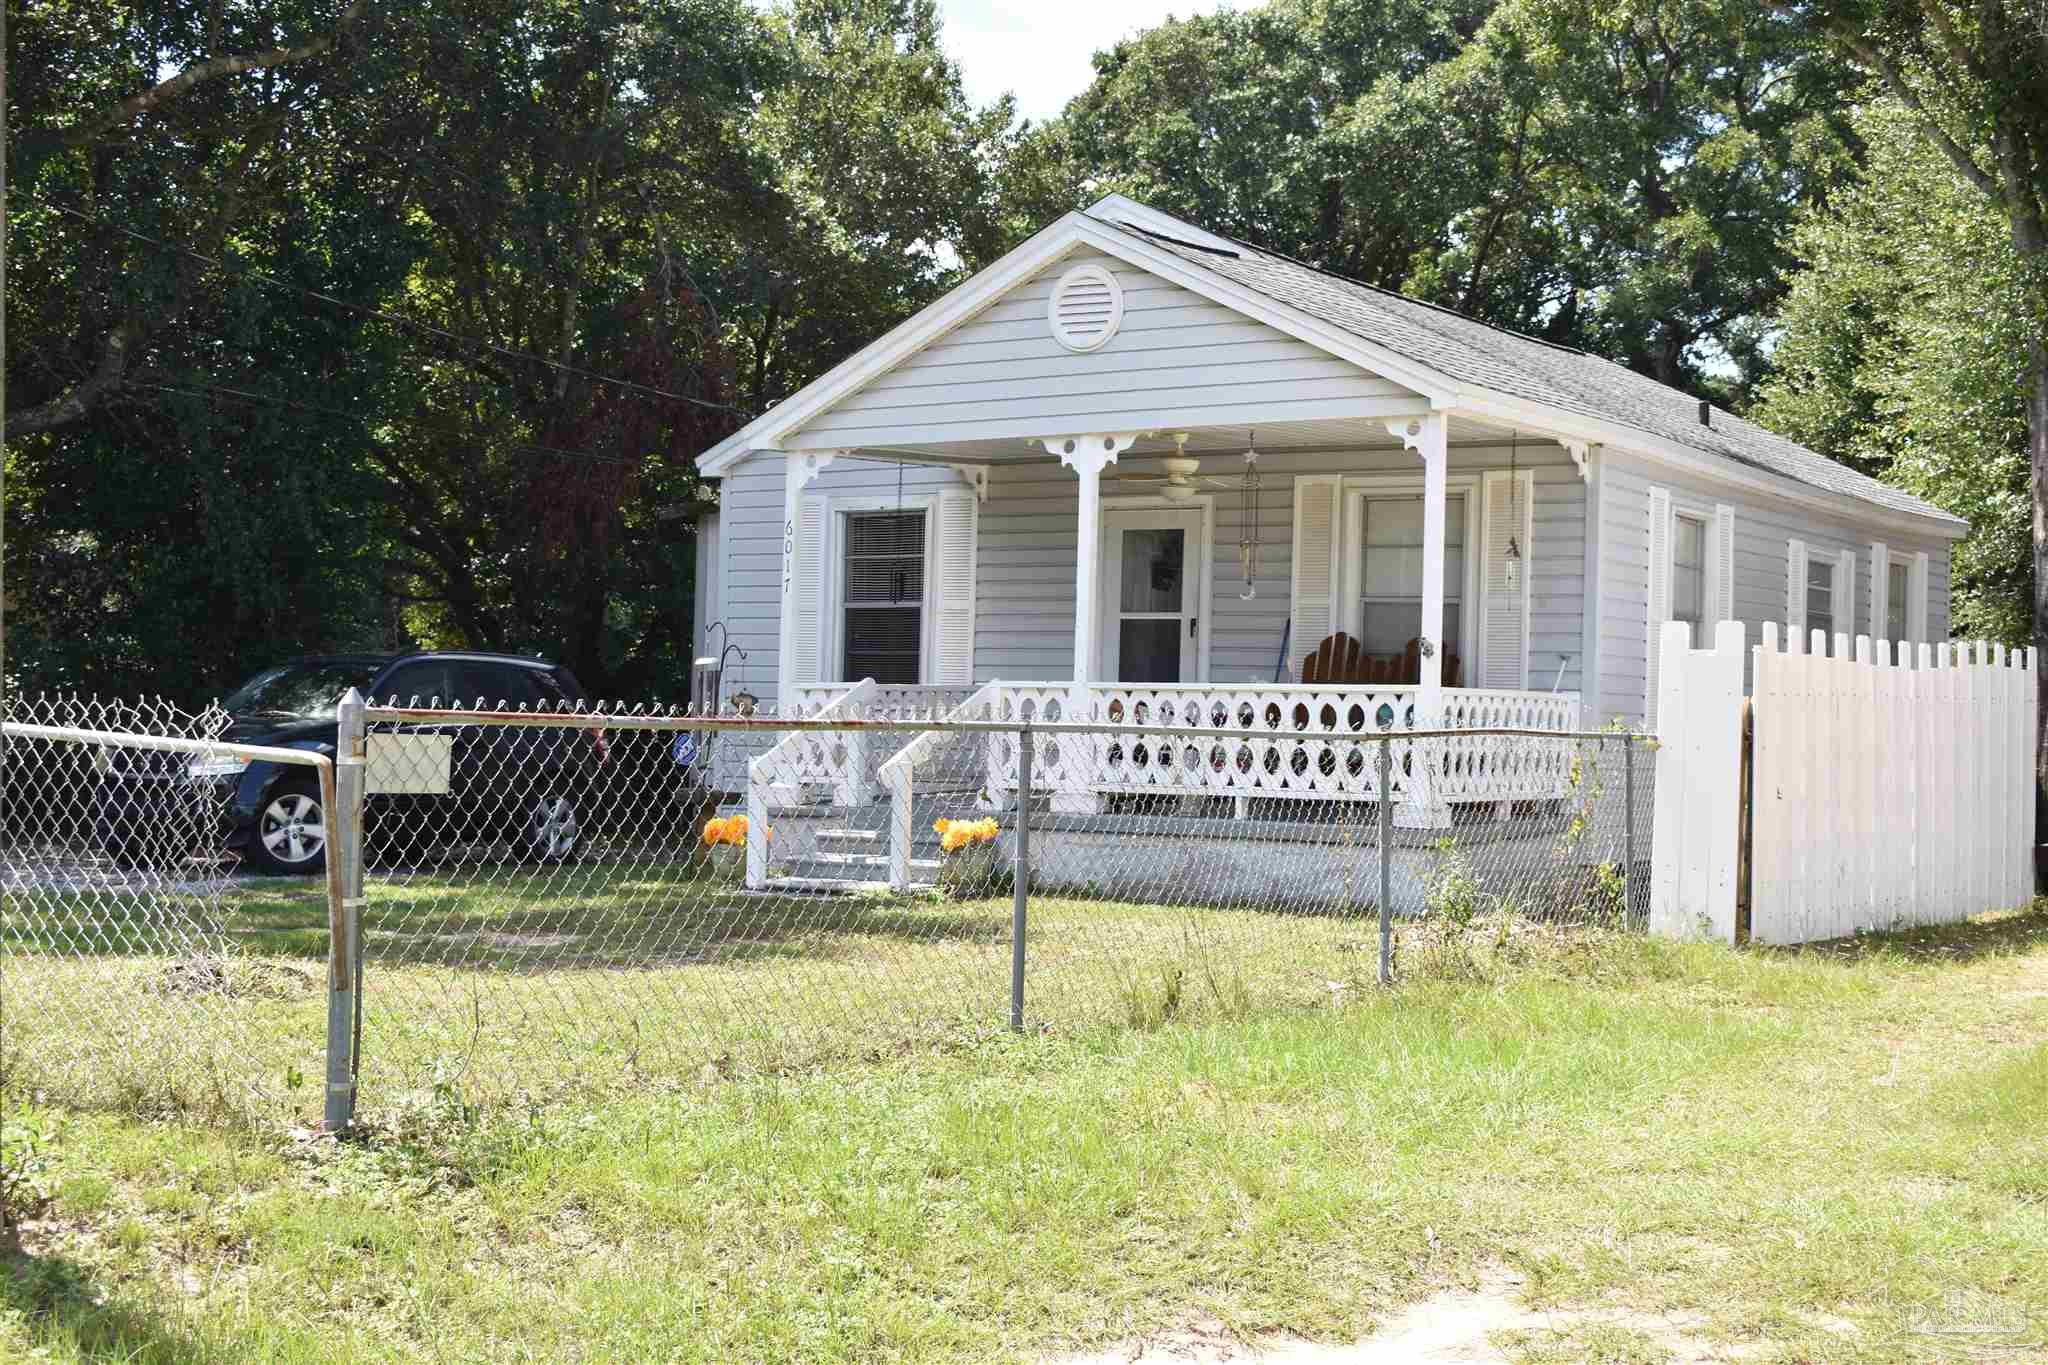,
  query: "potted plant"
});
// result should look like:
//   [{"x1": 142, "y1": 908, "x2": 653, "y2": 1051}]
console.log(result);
[
  {"x1": 699, "y1": 814, "x2": 757, "y2": 880},
  {"x1": 933, "y1": 816, "x2": 1008, "y2": 899}
]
